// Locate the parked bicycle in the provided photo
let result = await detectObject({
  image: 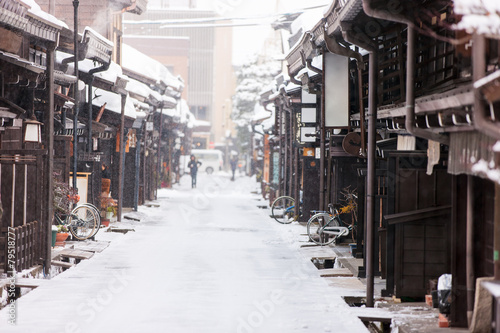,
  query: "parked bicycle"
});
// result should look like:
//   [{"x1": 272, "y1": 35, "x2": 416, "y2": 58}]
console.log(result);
[
  {"x1": 271, "y1": 195, "x2": 303, "y2": 224},
  {"x1": 307, "y1": 189, "x2": 358, "y2": 246},
  {"x1": 54, "y1": 204, "x2": 99, "y2": 240},
  {"x1": 80, "y1": 203, "x2": 102, "y2": 237},
  {"x1": 53, "y1": 175, "x2": 101, "y2": 240}
]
